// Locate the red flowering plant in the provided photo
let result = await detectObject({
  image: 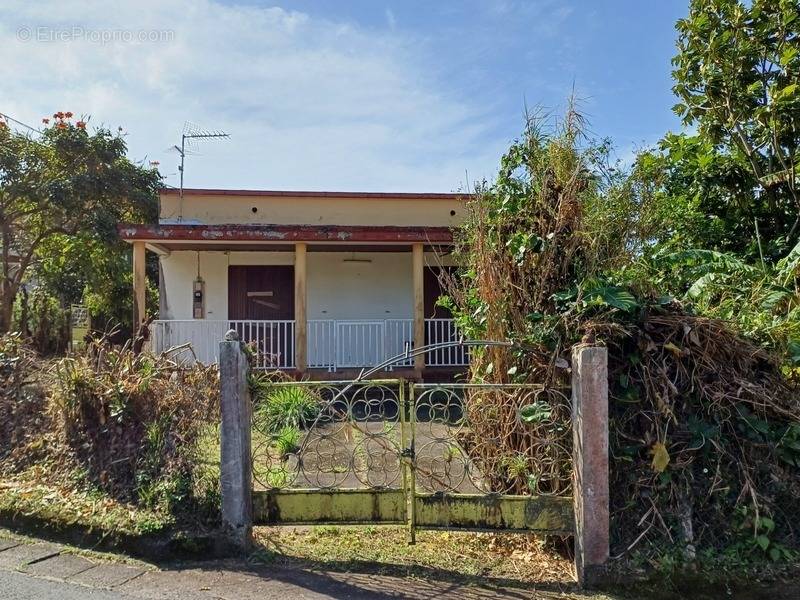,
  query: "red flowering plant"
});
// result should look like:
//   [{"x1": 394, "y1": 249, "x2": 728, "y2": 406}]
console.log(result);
[{"x1": 0, "y1": 110, "x2": 161, "y2": 333}]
